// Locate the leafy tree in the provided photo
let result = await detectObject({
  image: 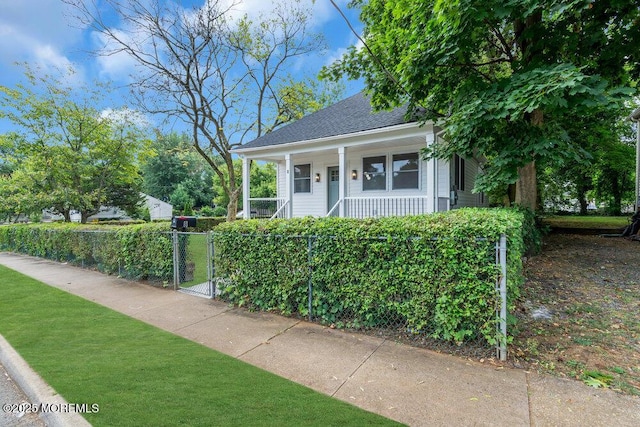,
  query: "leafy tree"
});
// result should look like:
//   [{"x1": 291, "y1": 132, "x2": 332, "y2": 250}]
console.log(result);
[
  {"x1": 67, "y1": 0, "x2": 335, "y2": 220},
  {"x1": 213, "y1": 160, "x2": 276, "y2": 210},
  {"x1": 322, "y1": 0, "x2": 639, "y2": 210},
  {"x1": 170, "y1": 183, "x2": 194, "y2": 216},
  {"x1": 592, "y1": 117, "x2": 636, "y2": 215},
  {"x1": 142, "y1": 132, "x2": 215, "y2": 208},
  {"x1": 0, "y1": 67, "x2": 150, "y2": 223},
  {"x1": 540, "y1": 106, "x2": 637, "y2": 214}
]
